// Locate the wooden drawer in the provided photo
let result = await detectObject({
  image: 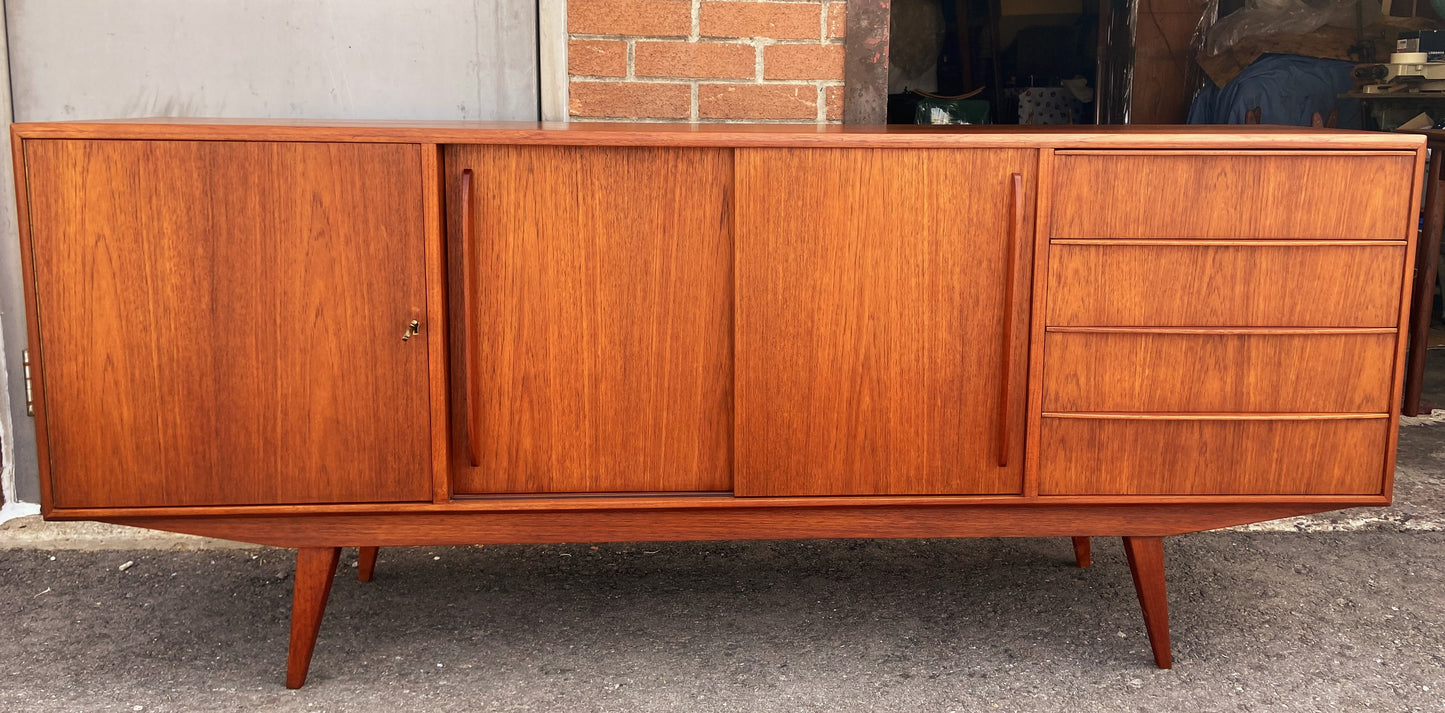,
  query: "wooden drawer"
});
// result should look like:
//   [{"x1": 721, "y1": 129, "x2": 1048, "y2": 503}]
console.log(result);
[
  {"x1": 1046, "y1": 243, "x2": 1406, "y2": 327},
  {"x1": 1050, "y1": 152, "x2": 1414, "y2": 240},
  {"x1": 1042, "y1": 331, "x2": 1397, "y2": 413},
  {"x1": 1038, "y1": 417, "x2": 1389, "y2": 495}
]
